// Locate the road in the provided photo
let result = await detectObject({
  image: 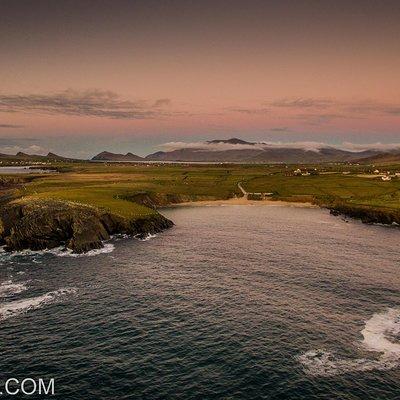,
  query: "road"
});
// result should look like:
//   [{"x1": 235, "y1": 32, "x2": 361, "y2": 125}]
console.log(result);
[{"x1": 238, "y1": 182, "x2": 248, "y2": 197}]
